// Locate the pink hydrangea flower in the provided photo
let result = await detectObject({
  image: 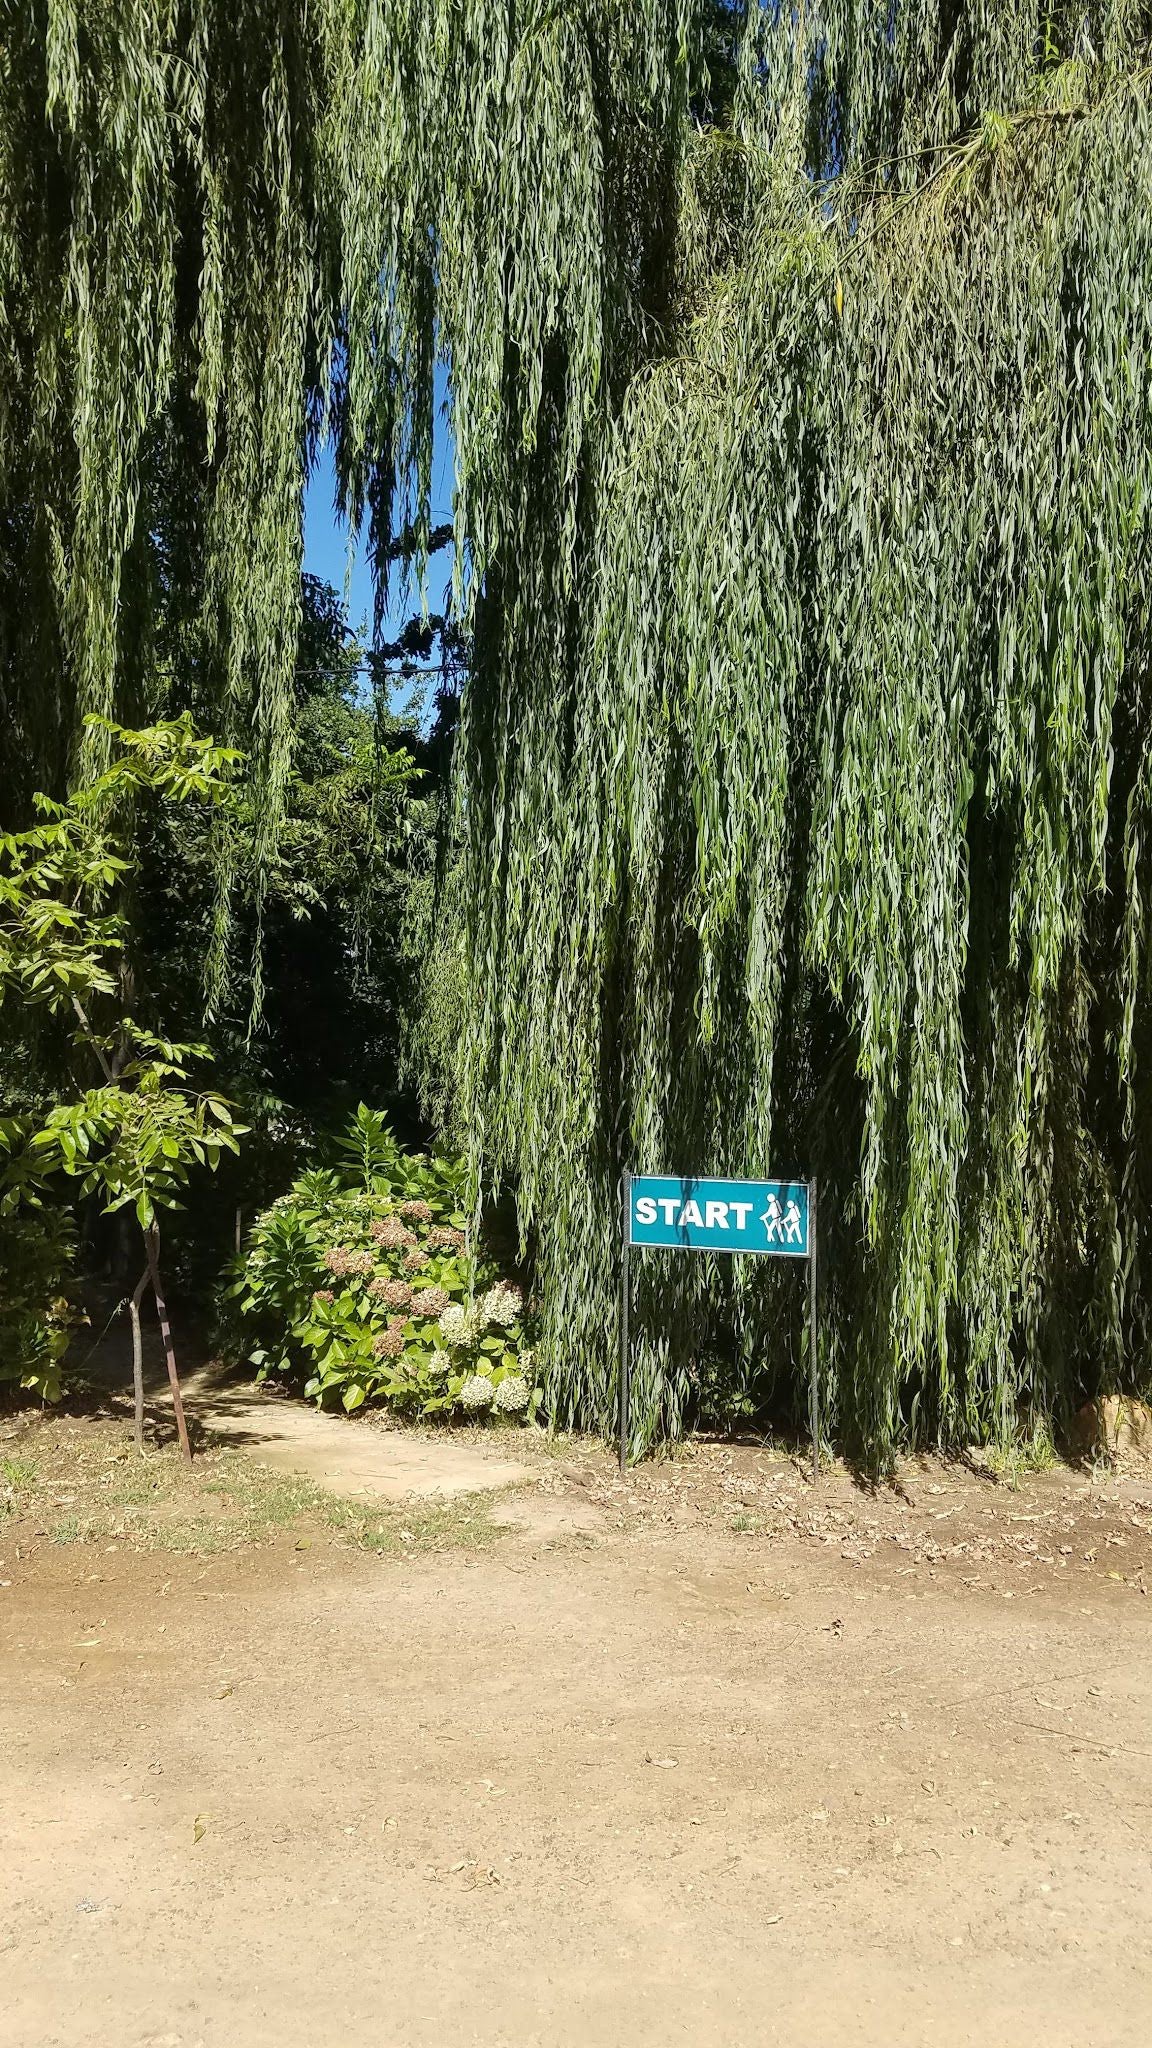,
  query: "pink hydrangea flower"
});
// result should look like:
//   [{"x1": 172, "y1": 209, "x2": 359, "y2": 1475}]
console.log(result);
[
  {"x1": 410, "y1": 1285, "x2": 451, "y2": 1318},
  {"x1": 324, "y1": 1246, "x2": 375, "y2": 1277},
  {"x1": 369, "y1": 1216, "x2": 418, "y2": 1250},
  {"x1": 376, "y1": 1278, "x2": 413, "y2": 1308}
]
